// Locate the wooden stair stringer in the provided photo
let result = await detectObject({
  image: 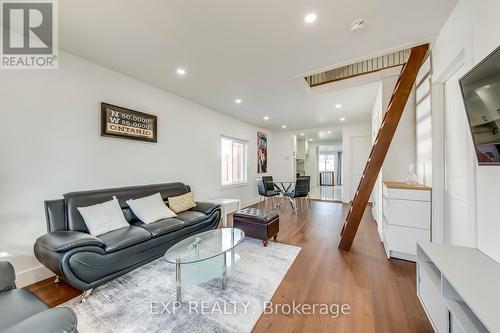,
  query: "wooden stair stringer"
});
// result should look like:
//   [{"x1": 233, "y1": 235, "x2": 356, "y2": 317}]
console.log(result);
[{"x1": 338, "y1": 44, "x2": 429, "y2": 250}]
